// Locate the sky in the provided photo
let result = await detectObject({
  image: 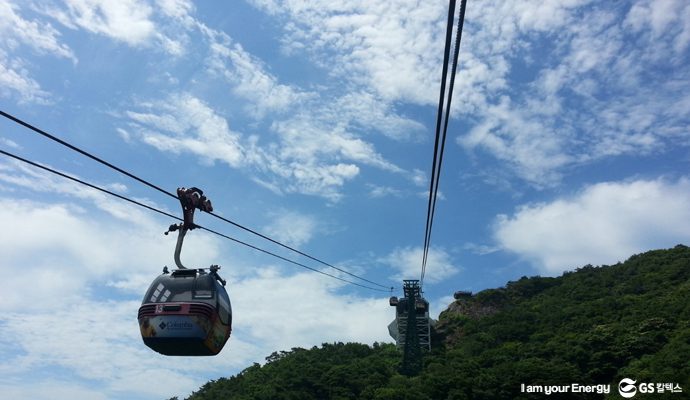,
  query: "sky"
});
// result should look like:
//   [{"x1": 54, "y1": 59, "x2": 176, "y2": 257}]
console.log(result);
[{"x1": 1, "y1": 0, "x2": 689, "y2": 398}]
